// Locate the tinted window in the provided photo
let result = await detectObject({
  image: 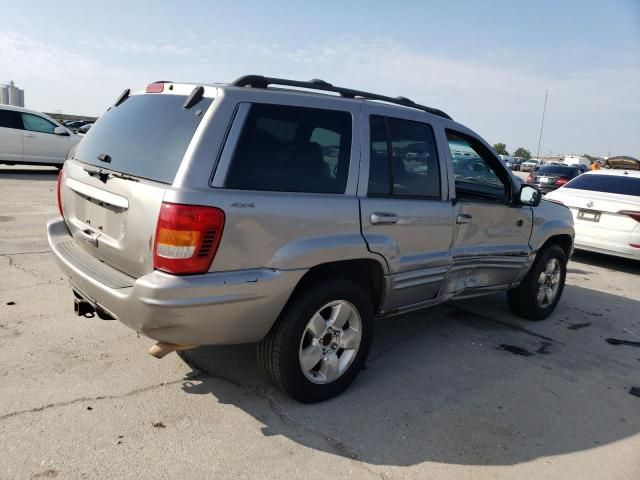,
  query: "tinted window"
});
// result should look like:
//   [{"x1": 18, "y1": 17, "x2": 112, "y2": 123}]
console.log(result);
[
  {"x1": 0, "y1": 109, "x2": 20, "y2": 129},
  {"x1": 73, "y1": 94, "x2": 212, "y2": 184},
  {"x1": 564, "y1": 174, "x2": 640, "y2": 196},
  {"x1": 21, "y1": 113, "x2": 56, "y2": 134},
  {"x1": 538, "y1": 165, "x2": 578, "y2": 176},
  {"x1": 368, "y1": 116, "x2": 391, "y2": 195},
  {"x1": 225, "y1": 104, "x2": 352, "y2": 194},
  {"x1": 446, "y1": 130, "x2": 507, "y2": 199},
  {"x1": 367, "y1": 116, "x2": 441, "y2": 197}
]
